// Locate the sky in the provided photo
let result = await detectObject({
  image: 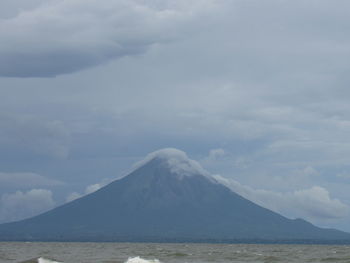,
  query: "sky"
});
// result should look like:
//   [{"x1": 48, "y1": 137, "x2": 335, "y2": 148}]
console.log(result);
[{"x1": 0, "y1": 0, "x2": 350, "y2": 232}]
